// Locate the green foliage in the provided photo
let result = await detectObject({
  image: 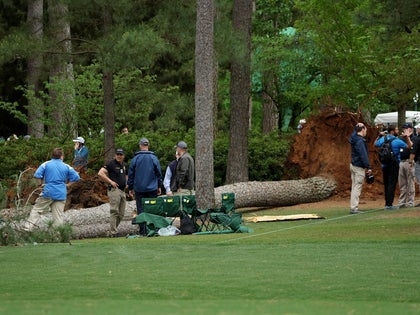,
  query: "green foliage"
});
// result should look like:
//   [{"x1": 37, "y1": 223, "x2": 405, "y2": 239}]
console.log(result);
[
  {"x1": 294, "y1": 0, "x2": 420, "y2": 113},
  {"x1": 252, "y1": 1, "x2": 321, "y2": 130},
  {"x1": 0, "y1": 220, "x2": 74, "y2": 246},
  {"x1": 248, "y1": 129, "x2": 292, "y2": 180},
  {"x1": 73, "y1": 64, "x2": 104, "y2": 138},
  {"x1": 0, "y1": 128, "x2": 295, "y2": 193},
  {"x1": 0, "y1": 100, "x2": 27, "y2": 124},
  {"x1": 98, "y1": 25, "x2": 169, "y2": 71},
  {"x1": 0, "y1": 182, "x2": 7, "y2": 209},
  {"x1": 214, "y1": 129, "x2": 292, "y2": 186}
]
